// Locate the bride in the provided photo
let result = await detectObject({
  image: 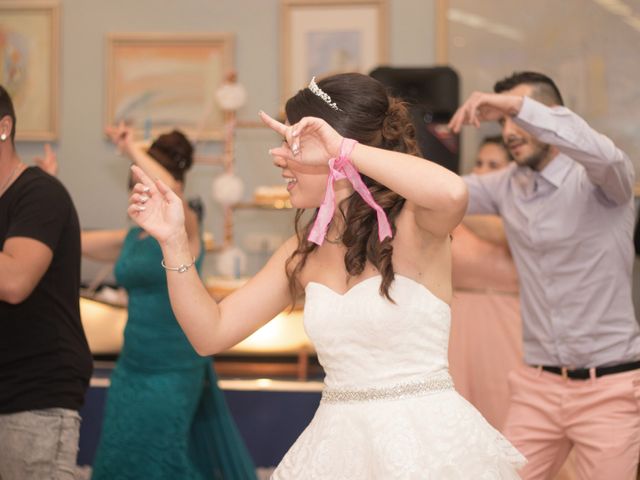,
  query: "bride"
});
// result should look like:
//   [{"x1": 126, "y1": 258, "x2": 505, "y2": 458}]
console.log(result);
[{"x1": 127, "y1": 72, "x2": 525, "y2": 479}]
